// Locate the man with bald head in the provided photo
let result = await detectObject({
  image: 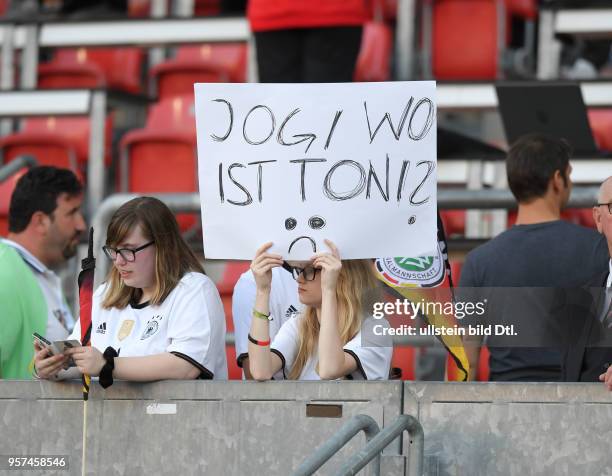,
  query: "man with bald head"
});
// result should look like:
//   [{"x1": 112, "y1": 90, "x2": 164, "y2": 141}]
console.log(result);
[{"x1": 563, "y1": 176, "x2": 612, "y2": 389}]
